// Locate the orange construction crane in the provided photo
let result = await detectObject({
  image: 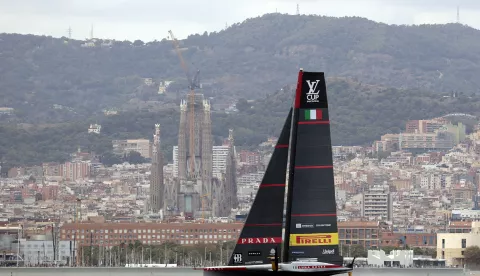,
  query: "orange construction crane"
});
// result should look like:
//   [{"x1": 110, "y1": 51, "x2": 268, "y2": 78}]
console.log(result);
[{"x1": 168, "y1": 30, "x2": 200, "y2": 178}]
